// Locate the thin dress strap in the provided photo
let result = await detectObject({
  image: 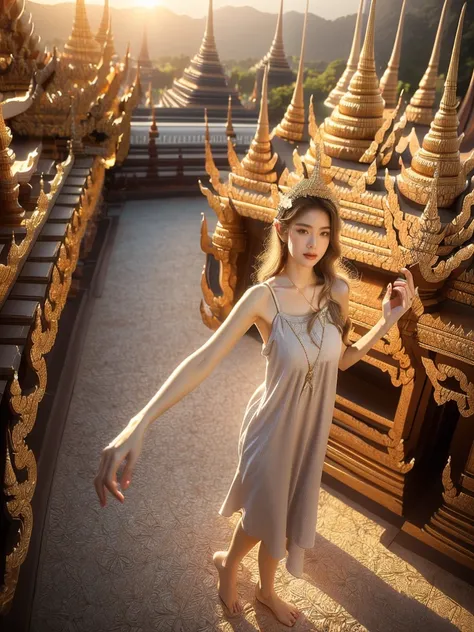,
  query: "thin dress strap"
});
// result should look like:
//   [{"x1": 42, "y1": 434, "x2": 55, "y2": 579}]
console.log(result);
[{"x1": 263, "y1": 281, "x2": 280, "y2": 314}]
